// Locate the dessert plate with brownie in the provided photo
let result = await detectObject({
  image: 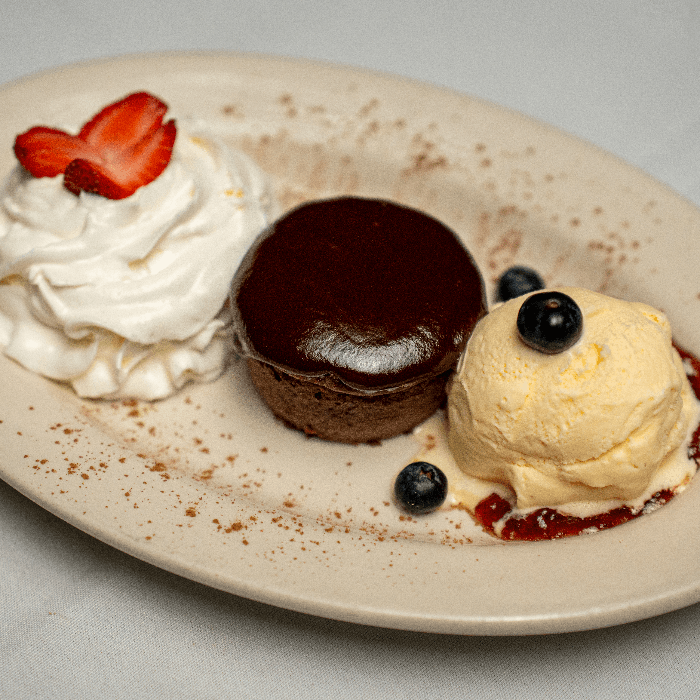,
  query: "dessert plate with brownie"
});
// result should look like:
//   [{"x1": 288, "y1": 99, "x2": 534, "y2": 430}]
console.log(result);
[{"x1": 1, "y1": 52, "x2": 700, "y2": 635}]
